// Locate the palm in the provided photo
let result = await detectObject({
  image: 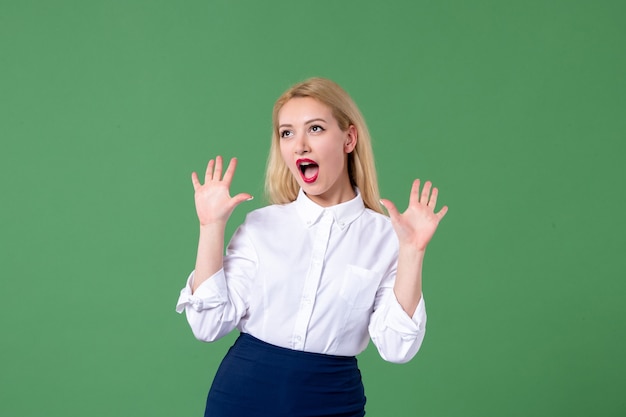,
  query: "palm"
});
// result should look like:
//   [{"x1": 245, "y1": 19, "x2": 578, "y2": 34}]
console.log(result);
[
  {"x1": 381, "y1": 179, "x2": 448, "y2": 251},
  {"x1": 191, "y1": 156, "x2": 252, "y2": 225}
]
